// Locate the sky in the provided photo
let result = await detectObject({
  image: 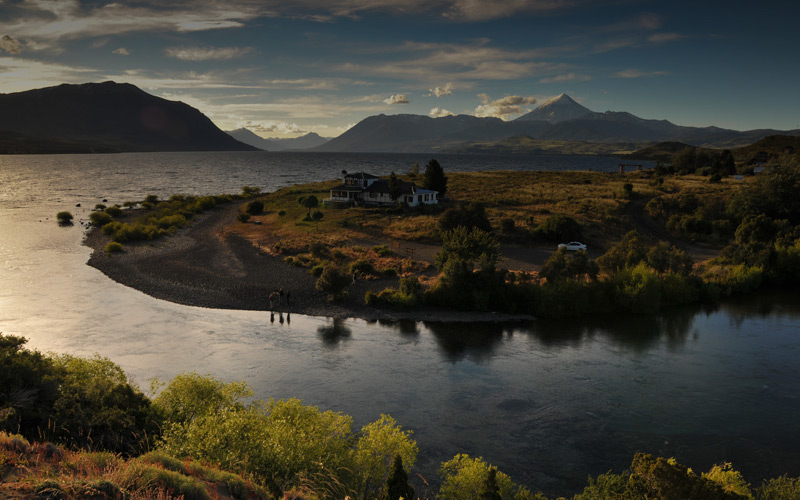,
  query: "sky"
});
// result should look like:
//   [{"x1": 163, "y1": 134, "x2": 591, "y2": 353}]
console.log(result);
[{"x1": 1, "y1": 0, "x2": 798, "y2": 138}]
